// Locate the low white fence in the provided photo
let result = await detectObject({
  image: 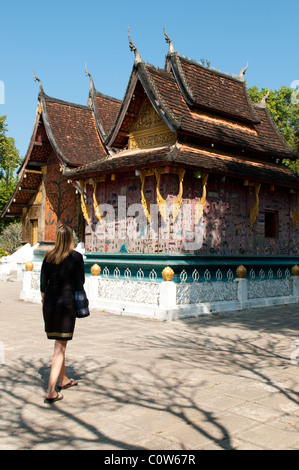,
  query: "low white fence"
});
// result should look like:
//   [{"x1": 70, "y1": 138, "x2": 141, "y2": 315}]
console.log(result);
[{"x1": 20, "y1": 262, "x2": 299, "y2": 321}]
